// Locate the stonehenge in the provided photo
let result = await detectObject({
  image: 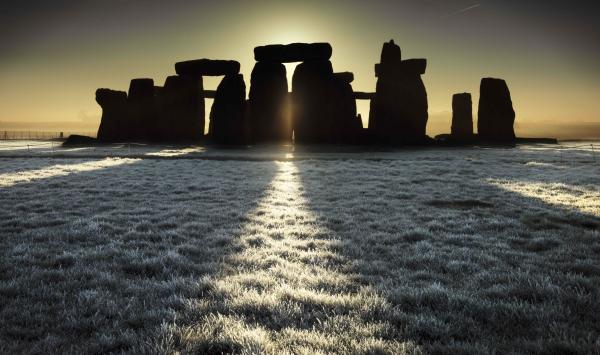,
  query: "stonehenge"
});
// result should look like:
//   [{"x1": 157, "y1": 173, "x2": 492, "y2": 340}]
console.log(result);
[
  {"x1": 94, "y1": 39, "x2": 519, "y2": 145},
  {"x1": 451, "y1": 93, "x2": 473, "y2": 139},
  {"x1": 478, "y1": 78, "x2": 516, "y2": 141}
]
